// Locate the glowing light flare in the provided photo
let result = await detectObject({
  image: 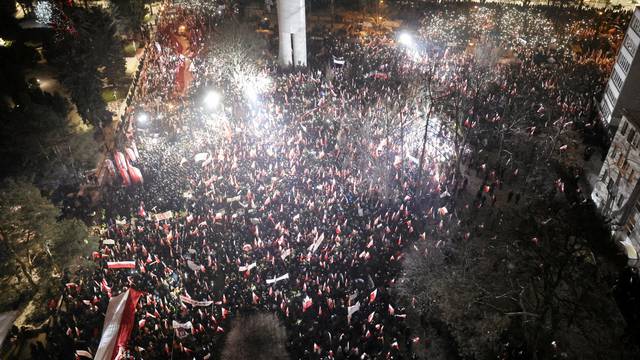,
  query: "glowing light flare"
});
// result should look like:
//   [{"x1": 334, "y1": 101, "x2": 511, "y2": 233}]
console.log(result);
[
  {"x1": 137, "y1": 112, "x2": 150, "y2": 125},
  {"x1": 238, "y1": 74, "x2": 272, "y2": 103},
  {"x1": 203, "y1": 90, "x2": 222, "y2": 110},
  {"x1": 398, "y1": 32, "x2": 415, "y2": 48}
]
